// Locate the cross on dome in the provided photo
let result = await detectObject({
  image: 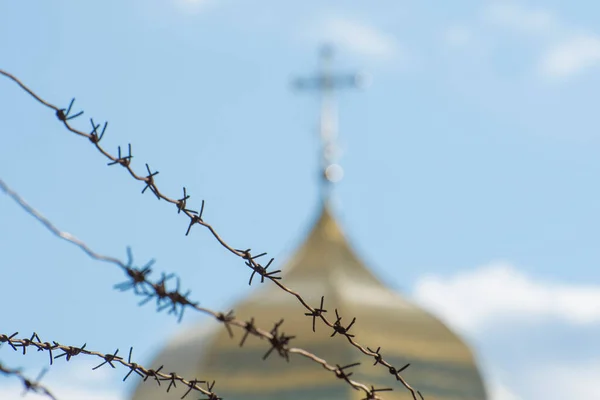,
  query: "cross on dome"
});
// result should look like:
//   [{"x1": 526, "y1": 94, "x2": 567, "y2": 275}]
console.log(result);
[{"x1": 293, "y1": 45, "x2": 366, "y2": 201}]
